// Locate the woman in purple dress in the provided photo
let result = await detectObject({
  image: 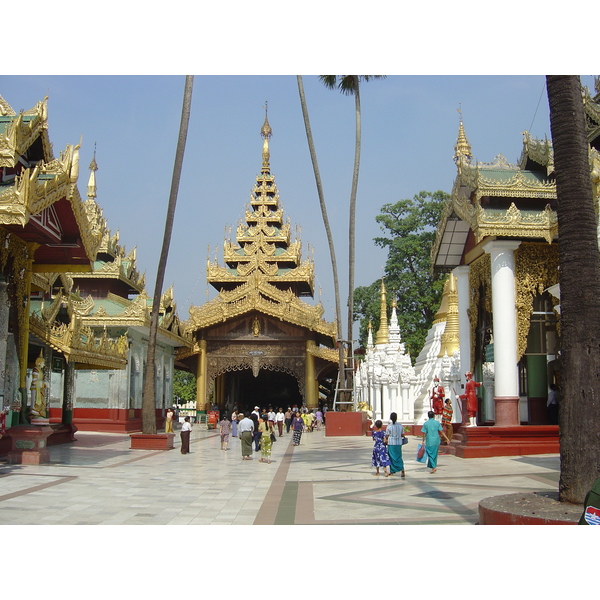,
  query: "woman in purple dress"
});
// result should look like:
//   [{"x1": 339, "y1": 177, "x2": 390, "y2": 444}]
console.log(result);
[{"x1": 371, "y1": 420, "x2": 390, "y2": 476}]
